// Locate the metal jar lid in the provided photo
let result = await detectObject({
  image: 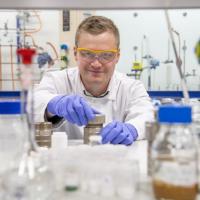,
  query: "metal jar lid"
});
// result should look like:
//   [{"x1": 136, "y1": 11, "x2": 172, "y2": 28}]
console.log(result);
[
  {"x1": 35, "y1": 122, "x2": 41, "y2": 130},
  {"x1": 40, "y1": 122, "x2": 52, "y2": 129},
  {"x1": 35, "y1": 122, "x2": 52, "y2": 130},
  {"x1": 87, "y1": 114, "x2": 105, "y2": 125}
]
